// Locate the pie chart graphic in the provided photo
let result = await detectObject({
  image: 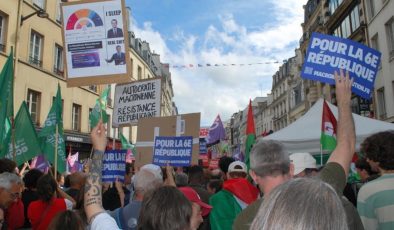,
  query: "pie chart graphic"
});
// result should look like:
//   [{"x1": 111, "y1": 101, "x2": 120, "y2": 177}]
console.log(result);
[{"x1": 66, "y1": 9, "x2": 103, "y2": 30}]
